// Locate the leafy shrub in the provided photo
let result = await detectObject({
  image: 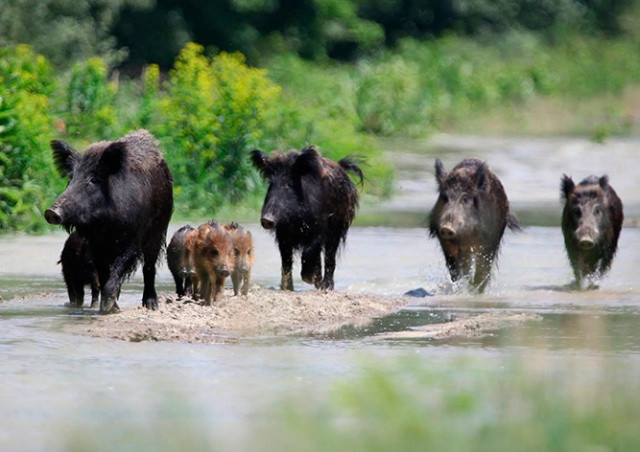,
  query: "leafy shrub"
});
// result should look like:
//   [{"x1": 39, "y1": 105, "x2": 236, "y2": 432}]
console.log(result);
[
  {"x1": 161, "y1": 43, "x2": 281, "y2": 213},
  {"x1": 60, "y1": 57, "x2": 118, "y2": 142},
  {"x1": 0, "y1": 45, "x2": 59, "y2": 232}
]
